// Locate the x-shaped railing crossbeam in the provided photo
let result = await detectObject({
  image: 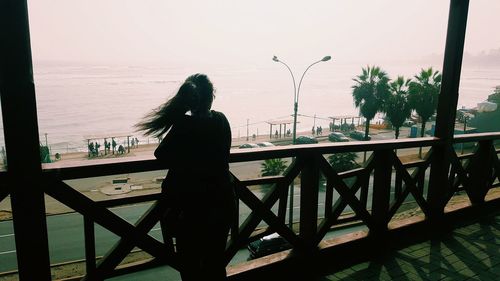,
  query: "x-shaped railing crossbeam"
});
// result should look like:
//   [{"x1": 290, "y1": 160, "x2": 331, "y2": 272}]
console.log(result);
[
  {"x1": 388, "y1": 151, "x2": 431, "y2": 219},
  {"x1": 224, "y1": 157, "x2": 304, "y2": 263},
  {"x1": 44, "y1": 178, "x2": 176, "y2": 280},
  {"x1": 315, "y1": 155, "x2": 375, "y2": 244},
  {"x1": 316, "y1": 156, "x2": 375, "y2": 241},
  {"x1": 448, "y1": 148, "x2": 474, "y2": 201}
]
